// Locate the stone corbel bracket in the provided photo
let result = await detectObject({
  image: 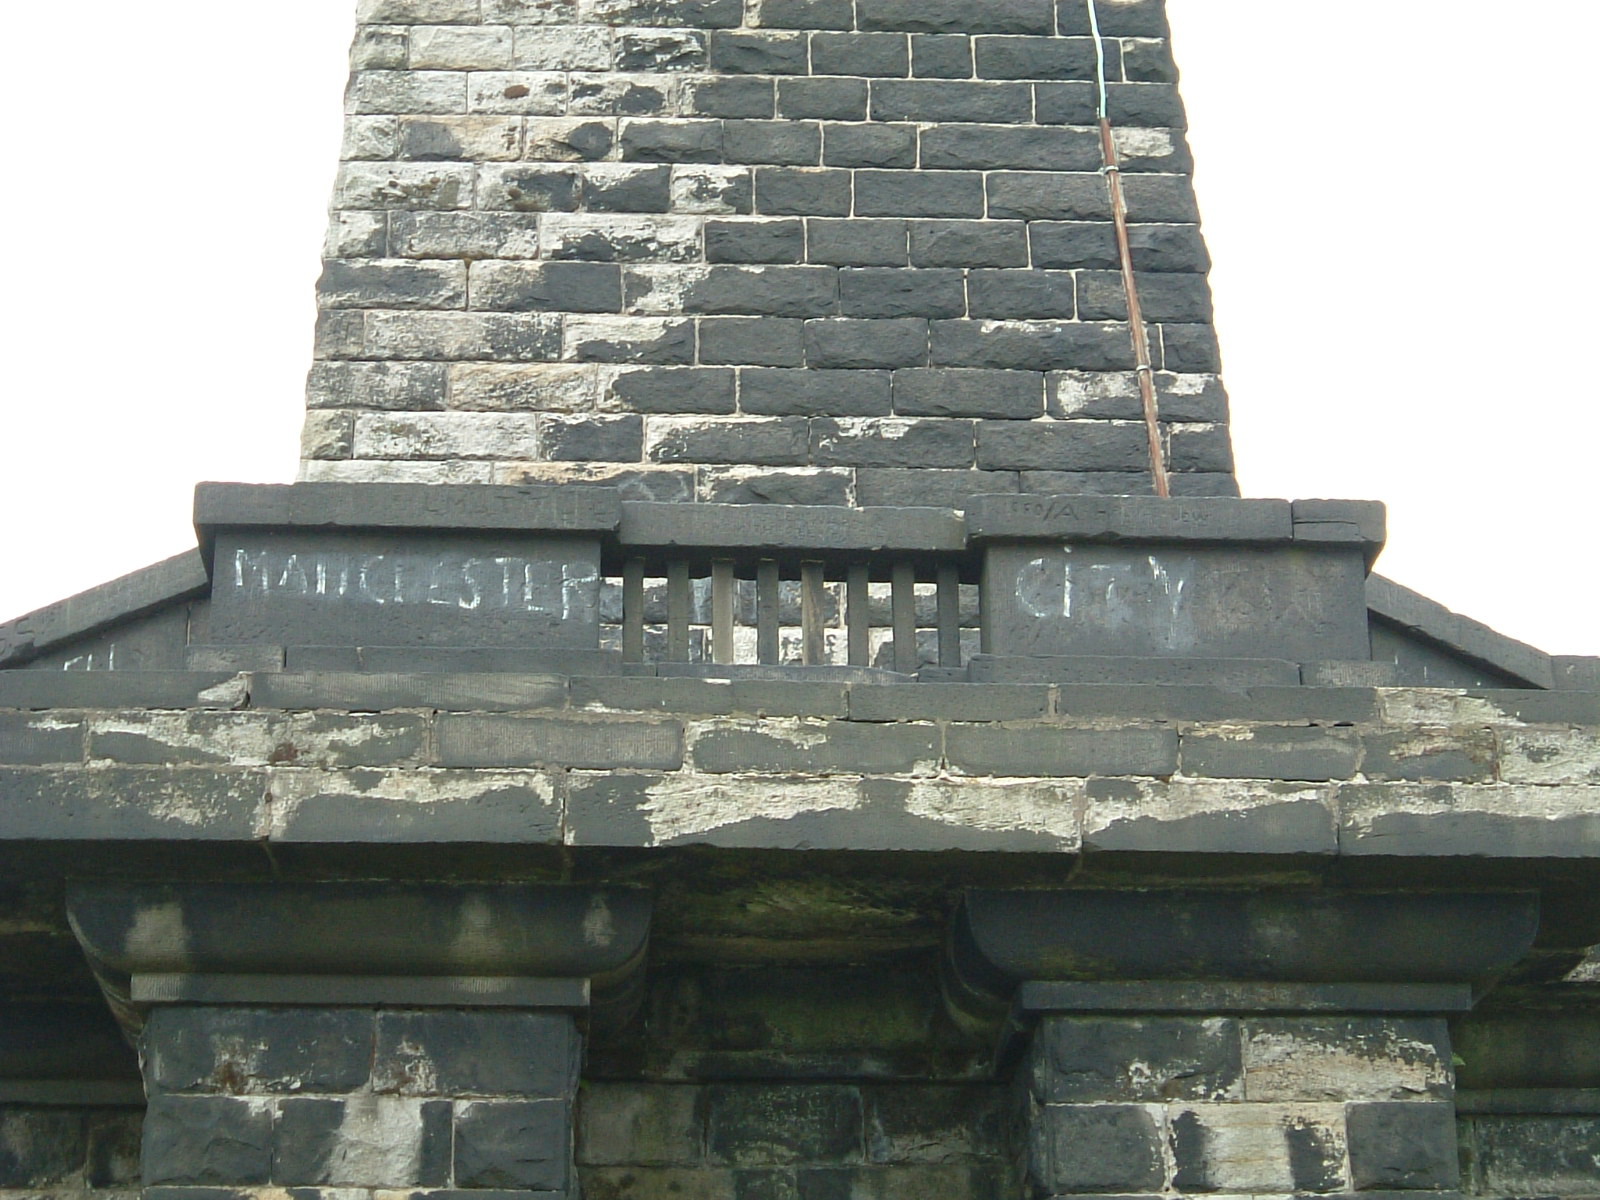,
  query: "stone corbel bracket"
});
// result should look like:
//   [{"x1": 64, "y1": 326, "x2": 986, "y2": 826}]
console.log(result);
[
  {"x1": 945, "y1": 888, "x2": 1541, "y2": 1064},
  {"x1": 67, "y1": 882, "x2": 652, "y2": 1037}
]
